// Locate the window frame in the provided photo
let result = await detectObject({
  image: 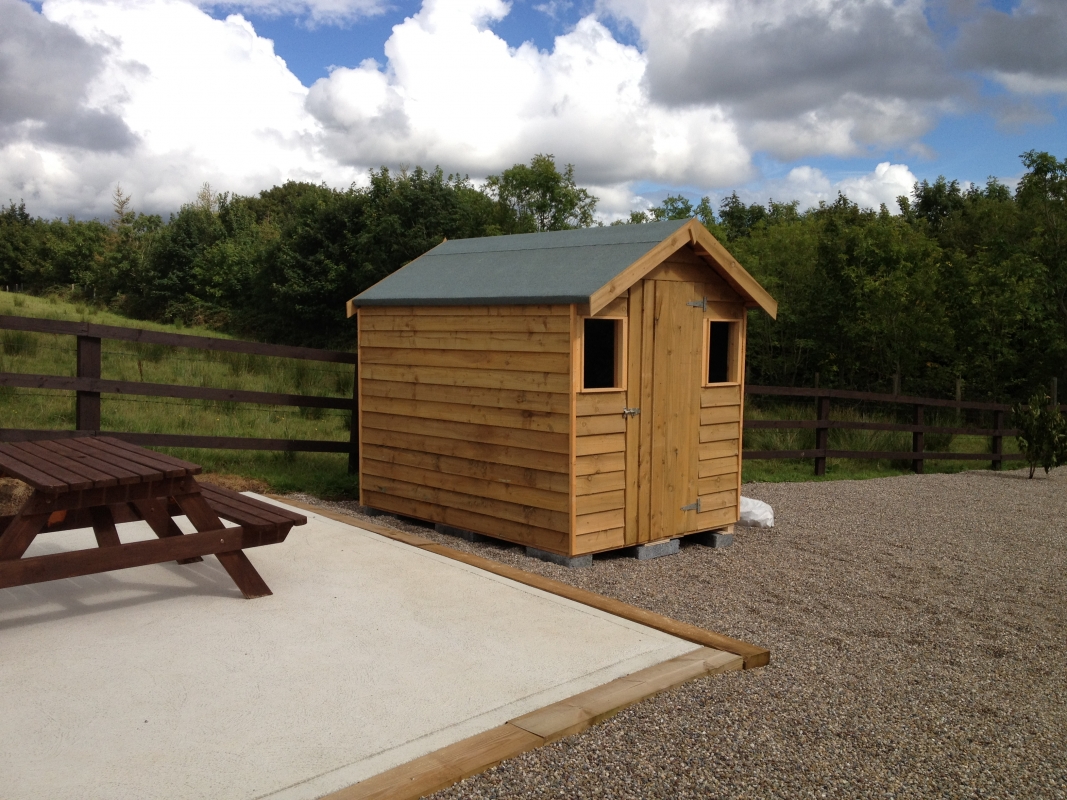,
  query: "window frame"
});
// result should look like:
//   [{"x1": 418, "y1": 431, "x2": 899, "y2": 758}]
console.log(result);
[
  {"x1": 702, "y1": 316, "x2": 742, "y2": 387},
  {"x1": 579, "y1": 316, "x2": 628, "y2": 393}
]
